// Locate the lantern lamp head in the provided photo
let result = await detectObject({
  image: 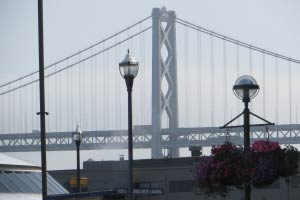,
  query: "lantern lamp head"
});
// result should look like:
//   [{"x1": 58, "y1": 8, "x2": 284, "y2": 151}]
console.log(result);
[{"x1": 119, "y1": 49, "x2": 139, "y2": 79}]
